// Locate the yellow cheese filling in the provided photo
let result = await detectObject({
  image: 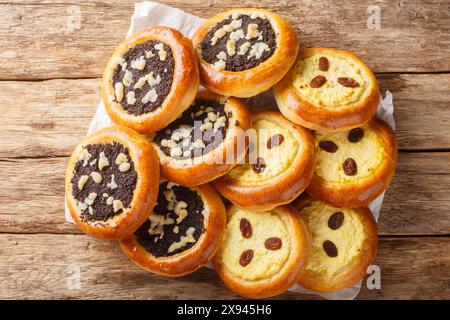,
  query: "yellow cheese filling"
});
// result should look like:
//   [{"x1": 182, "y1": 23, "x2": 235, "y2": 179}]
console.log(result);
[
  {"x1": 315, "y1": 124, "x2": 385, "y2": 183},
  {"x1": 300, "y1": 200, "x2": 365, "y2": 278},
  {"x1": 292, "y1": 54, "x2": 369, "y2": 108},
  {"x1": 221, "y1": 209, "x2": 291, "y2": 281},
  {"x1": 227, "y1": 118, "x2": 299, "y2": 185}
]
